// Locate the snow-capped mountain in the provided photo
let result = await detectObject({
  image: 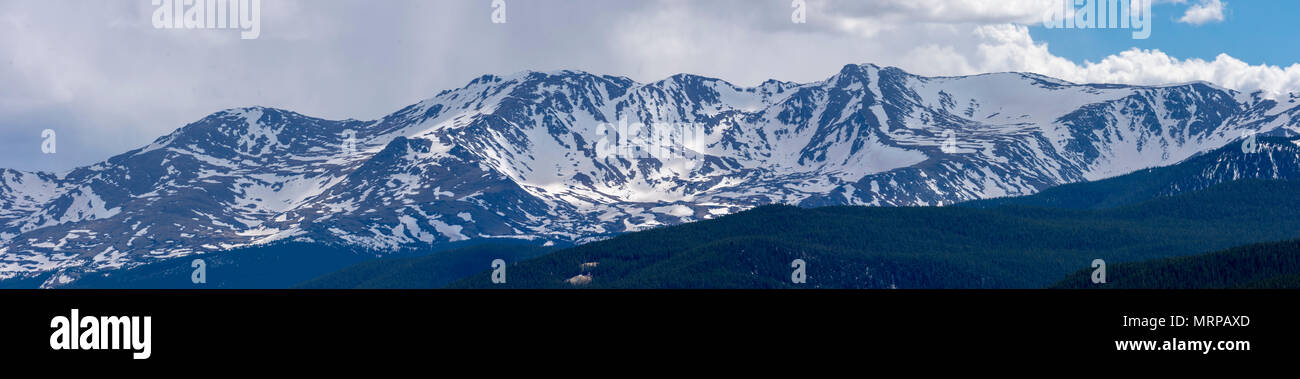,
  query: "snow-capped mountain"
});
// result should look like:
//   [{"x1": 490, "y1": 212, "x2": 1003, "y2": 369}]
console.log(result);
[{"x1": 3, "y1": 63, "x2": 1300, "y2": 287}]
